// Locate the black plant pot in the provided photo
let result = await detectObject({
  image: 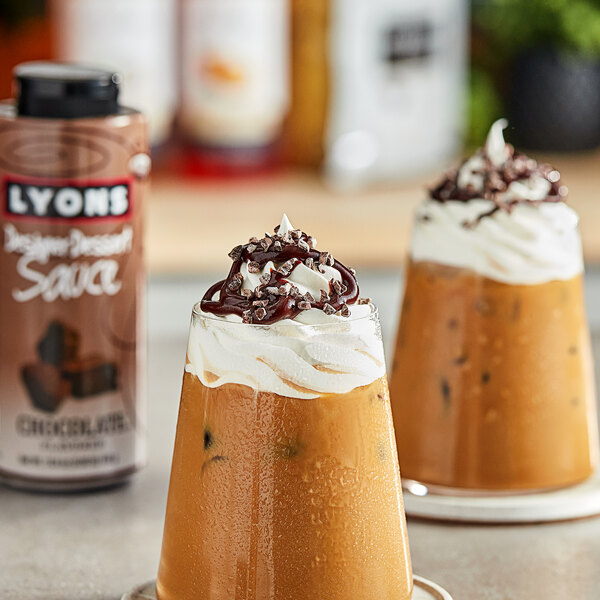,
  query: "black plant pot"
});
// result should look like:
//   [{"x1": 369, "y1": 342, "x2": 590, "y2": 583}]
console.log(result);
[{"x1": 507, "y1": 48, "x2": 600, "y2": 151}]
